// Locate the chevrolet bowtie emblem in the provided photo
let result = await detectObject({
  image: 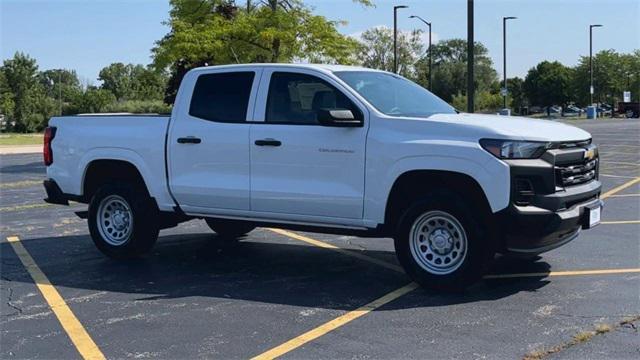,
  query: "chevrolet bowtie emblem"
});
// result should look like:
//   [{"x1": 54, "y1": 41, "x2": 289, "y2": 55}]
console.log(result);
[{"x1": 584, "y1": 149, "x2": 595, "y2": 160}]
